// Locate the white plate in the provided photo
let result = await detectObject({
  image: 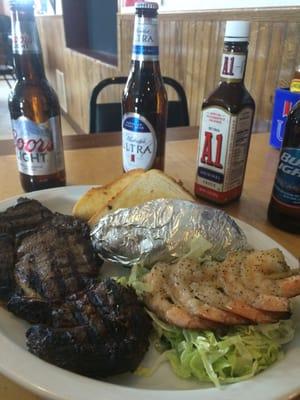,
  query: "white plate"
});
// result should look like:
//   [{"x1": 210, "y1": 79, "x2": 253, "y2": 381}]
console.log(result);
[{"x1": 0, "y1": 185, "x2": 299, "y2": 400}]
